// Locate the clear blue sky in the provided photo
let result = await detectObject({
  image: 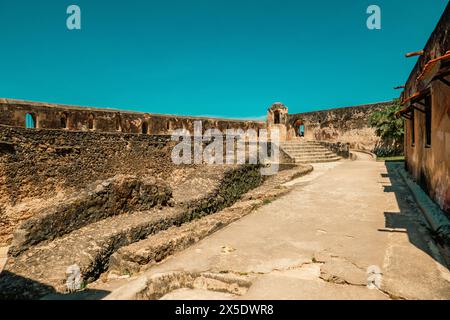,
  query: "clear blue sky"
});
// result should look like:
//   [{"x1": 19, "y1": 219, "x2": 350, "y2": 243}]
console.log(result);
[{"x1": 0, "y1": 1, "x2": 447, "y2": 118}]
